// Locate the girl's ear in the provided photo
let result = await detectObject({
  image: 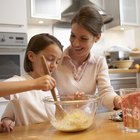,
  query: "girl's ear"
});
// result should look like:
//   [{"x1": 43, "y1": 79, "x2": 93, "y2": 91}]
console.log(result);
[
  {"x1": 95, "y1": 34, "x2": 101, "y2": 43},
  {"x1": 27, "y1": 51, "x2": 35, "y2": 62}
]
